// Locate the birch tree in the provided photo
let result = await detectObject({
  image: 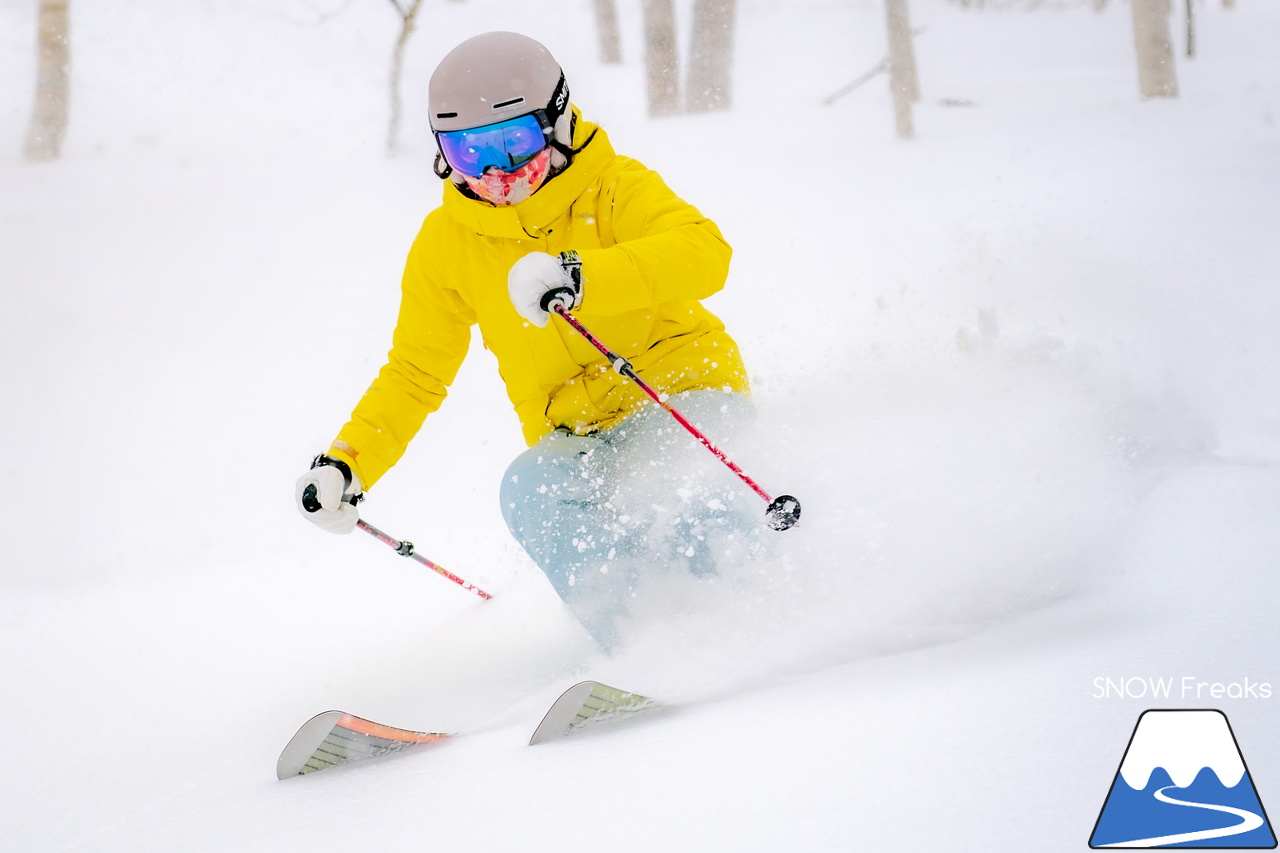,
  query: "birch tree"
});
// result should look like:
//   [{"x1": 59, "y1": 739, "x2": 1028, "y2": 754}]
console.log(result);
[
  {"x1": 594, "y1": 0, "x2": 622, "y2": 64},
  {"x1": 24, "y1": 0, "x2": 71, "y2": 162},
  {"x1": 885, "y1": 0, "x2": 920, "y2": 139},
  {"x1": 1184, "y1": 0, "x2": 1195, "y2": 58},
  {"x1": 1131, "y1": 0, "x2": 1178, "y2": 98},
  {"x1": 686, "y1": 0, "x2": 736, "y2": 113},
  {"x1": 387, "y1": 0, "x2": 425, "y2": 154},
  {"x1": 643, "y1": 0, "x2": 681, "y2": 117}
]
